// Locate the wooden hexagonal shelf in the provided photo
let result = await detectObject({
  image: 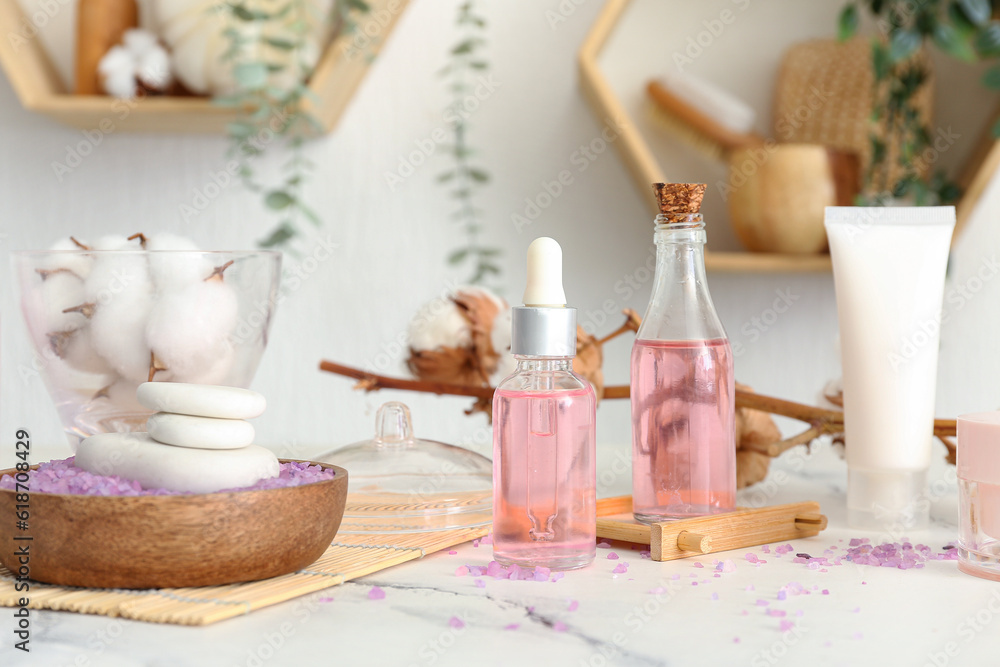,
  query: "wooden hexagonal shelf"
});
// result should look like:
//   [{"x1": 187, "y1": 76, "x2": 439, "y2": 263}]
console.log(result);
[
  {"x1": 0, "y1": 0, "x2": 409, "y2": 135},
  {"x1": 578, "y1": 0, "x2": 996, "y2": 272}
]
